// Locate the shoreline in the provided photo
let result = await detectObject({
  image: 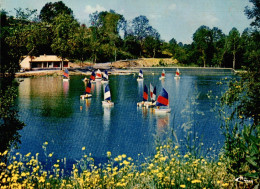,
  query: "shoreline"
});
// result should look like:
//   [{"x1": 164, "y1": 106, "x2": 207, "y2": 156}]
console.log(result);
[{"x1": 14, "y1": 67, "x2": 235, "y2": 78}]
